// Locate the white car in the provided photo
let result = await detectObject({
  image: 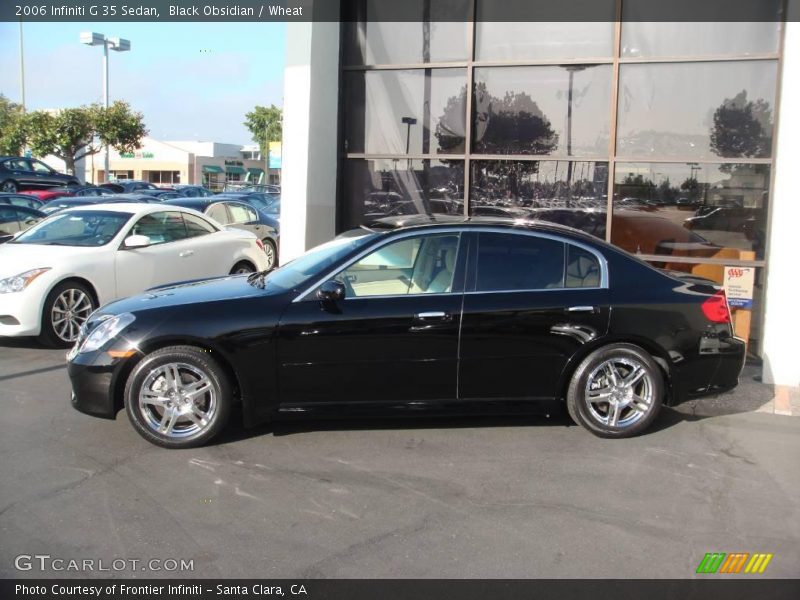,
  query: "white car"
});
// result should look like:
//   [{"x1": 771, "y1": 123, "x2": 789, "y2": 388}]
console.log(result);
[{"x1": 0, "y1": 203, "x2": 270, "y2": 347}]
